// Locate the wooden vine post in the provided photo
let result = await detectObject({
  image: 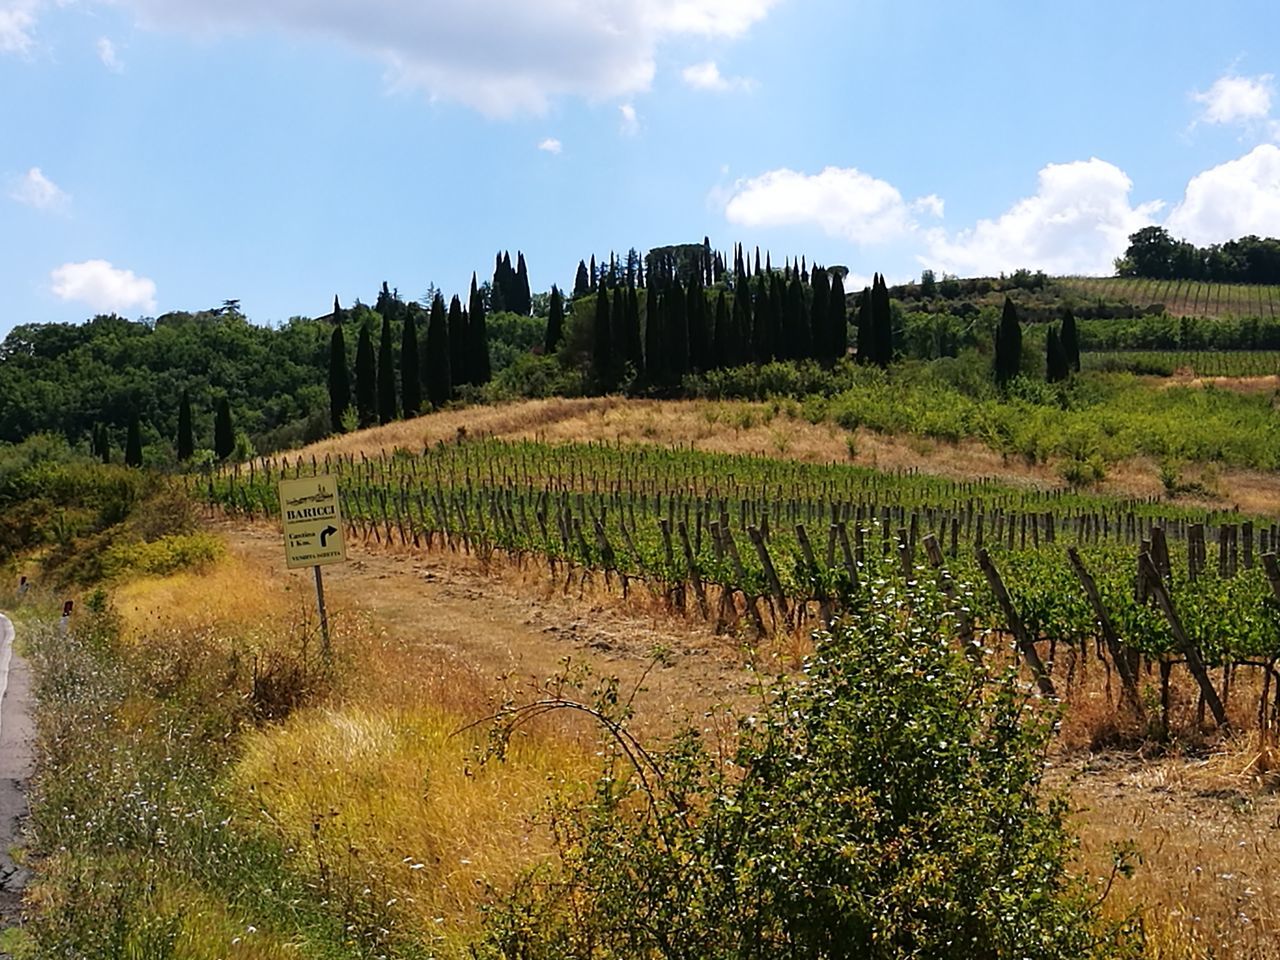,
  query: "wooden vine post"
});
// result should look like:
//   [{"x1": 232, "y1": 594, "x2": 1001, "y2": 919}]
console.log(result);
[{"x1": 976, "y1": 548, "x2": 1056, "y2": 698}]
